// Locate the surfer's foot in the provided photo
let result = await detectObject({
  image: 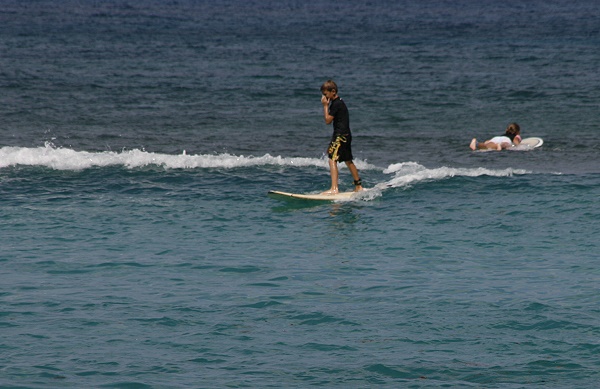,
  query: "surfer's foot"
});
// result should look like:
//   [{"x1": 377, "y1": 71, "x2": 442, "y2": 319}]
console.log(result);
[
  {"x1": 470, "y1": 138, "x2": 477, "y2": 150},
  {"x1": 353, "y1": 179, "x2": 363, "y2": 192},
  {"x1": 321, "y1": 189, "x2": 339, "y2": 195}
]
